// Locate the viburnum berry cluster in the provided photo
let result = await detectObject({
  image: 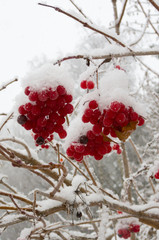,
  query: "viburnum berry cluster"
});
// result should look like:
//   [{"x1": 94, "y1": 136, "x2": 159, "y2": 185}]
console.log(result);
[
  {"x1": 118, "y1": 224, "x2": 140, "y2": 239},
  {"x1": 17, "y1": 85, "x2": 73, "y2": 148},
  {"x1": 80, "y1": 80, "x2": 95, "y2": 90},
  {"x1": 66, "y1": 98, "x2": 144, "y2": 162}
]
